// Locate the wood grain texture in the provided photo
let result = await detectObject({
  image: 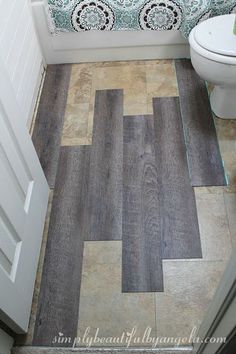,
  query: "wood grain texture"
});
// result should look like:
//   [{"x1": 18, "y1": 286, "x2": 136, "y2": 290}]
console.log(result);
[
  {"x1": 32, "y1": 65, "x2": 72, "y2": 188},
  {"x1": 175, "y1": 59, "x2": 226, "y2": 187},
  {"x1": 33, "y1": 146, "x2": 90, "y2": 346},
  {"x1": 153, "y1": 97, "x2": 202, "y2": 259},
  {"x1": 12, "y1": 347, "x2": 193, "y2": 354},
  {"x1": 122, "y1": 115, "x2": 163, "y2": 293},
  {"x1": 84, "y1": 90, "x2": 123, "y2": 241}
]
